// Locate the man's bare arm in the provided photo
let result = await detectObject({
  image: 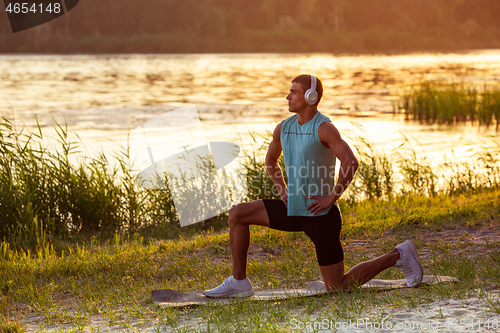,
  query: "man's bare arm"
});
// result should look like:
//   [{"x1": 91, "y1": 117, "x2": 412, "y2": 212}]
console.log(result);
[
  {"x1": 265, "y1": 122, "x2": 288, "y2": 205},
  {"x1": 307, "y1": 122, "x2": 359, "y2": 215}
]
